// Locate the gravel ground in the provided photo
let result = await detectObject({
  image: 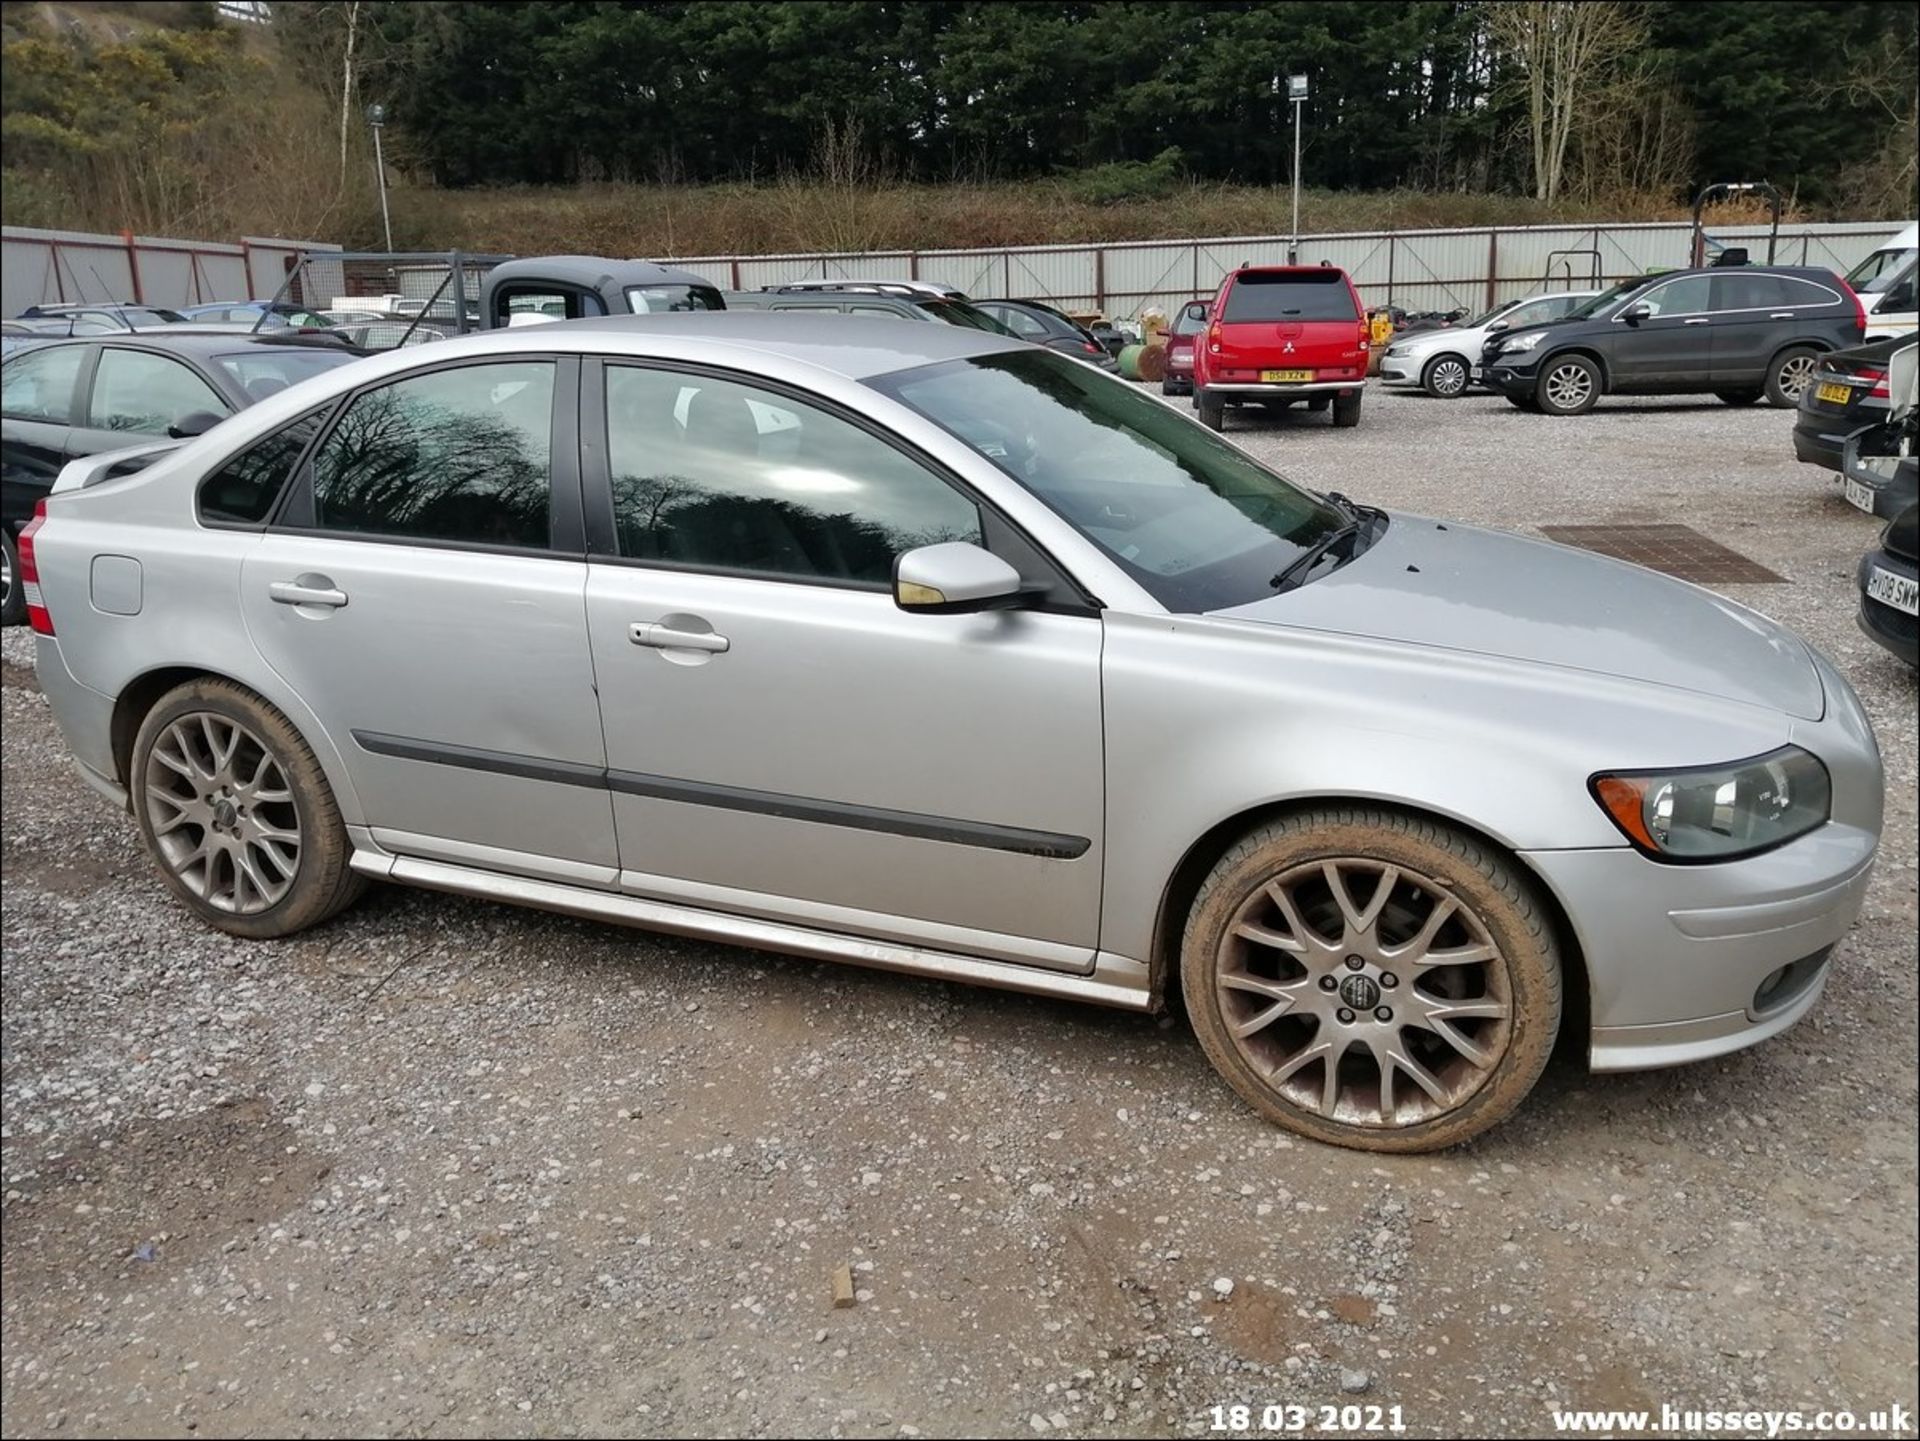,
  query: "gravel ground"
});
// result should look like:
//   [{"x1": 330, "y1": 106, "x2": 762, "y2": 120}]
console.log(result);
[{"x1": 3, "y1": 385, "x2": 1915, "y2": 1440}]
